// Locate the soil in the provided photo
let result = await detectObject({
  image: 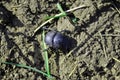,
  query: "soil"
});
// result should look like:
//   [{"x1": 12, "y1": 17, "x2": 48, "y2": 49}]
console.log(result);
[{"x1": 0, "y1": 0, "x2": 120, "y2": 80}]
